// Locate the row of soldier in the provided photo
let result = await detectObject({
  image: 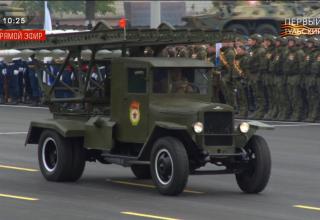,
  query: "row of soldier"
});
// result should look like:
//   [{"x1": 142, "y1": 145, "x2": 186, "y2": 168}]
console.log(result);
[
  {"x1": 1, "y1": 35, "x2": 320, "y2": 122},
  {"x1": 0, "y1": 57, "x2": 40, "y2": 105},
  {"x1": 0, "y1": 56, "x2": 76, "y2": 105},
  {"x1": 219, "y1": 34, "x2": 320, "y2": 122},
  {"x1": 159, "y1": 35, "x2": 320, "y2": 122}
]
